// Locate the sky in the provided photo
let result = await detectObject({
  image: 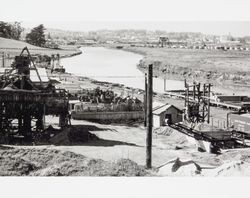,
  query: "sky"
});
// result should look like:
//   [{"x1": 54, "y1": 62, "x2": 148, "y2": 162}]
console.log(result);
[
  {"x1": 1, "y1": 0, "x2": 250, "y2": 36},
  {"x1": 21, "y1": 21, "x2": 250, "y2": 37}
]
